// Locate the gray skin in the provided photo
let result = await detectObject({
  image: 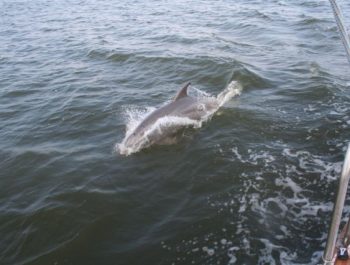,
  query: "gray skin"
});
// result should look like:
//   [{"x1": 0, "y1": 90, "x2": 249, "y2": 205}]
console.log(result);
[{"x1": 123, "y1": 82, "x2": 219, "y2": 149}]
